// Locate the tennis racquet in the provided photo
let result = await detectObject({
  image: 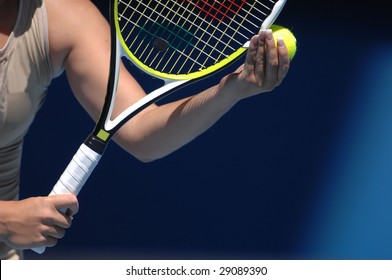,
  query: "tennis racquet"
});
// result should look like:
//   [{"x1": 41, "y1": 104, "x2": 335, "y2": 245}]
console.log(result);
[{"x1": 33, "y1": 0, "x2": 287, "y2": 253}]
